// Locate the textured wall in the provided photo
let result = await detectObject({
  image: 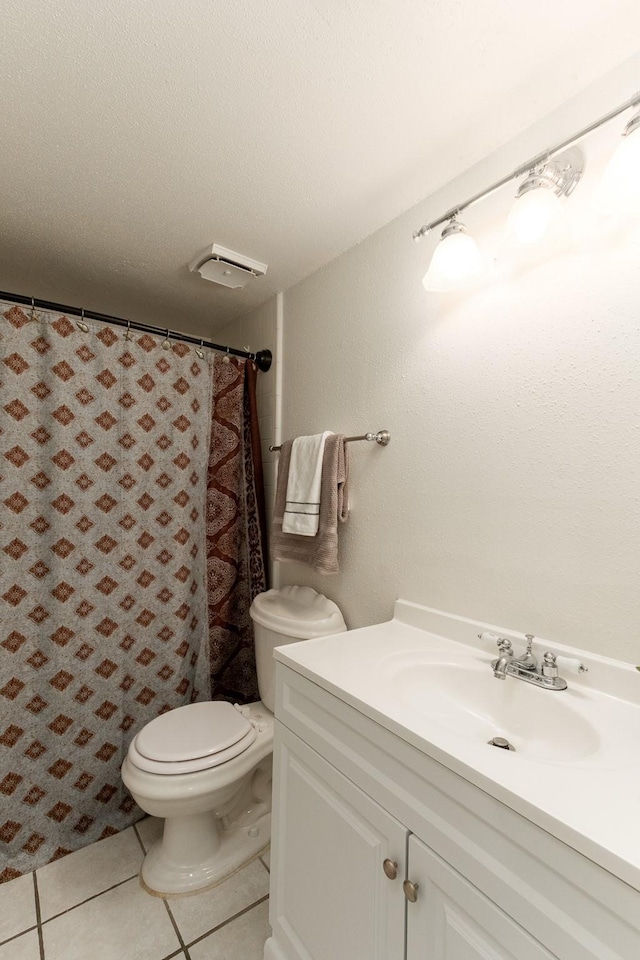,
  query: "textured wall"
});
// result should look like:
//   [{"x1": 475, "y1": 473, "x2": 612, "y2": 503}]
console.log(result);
[{"x1": 277, "y1": 60, "x2": 640, "y2": 663}]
